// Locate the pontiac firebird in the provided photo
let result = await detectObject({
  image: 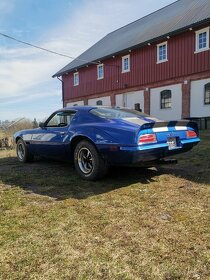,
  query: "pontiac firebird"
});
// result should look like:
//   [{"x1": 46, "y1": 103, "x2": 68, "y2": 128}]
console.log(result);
[{"x1": 14, "y1": 106, "x2": 200, "y2": 180}]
